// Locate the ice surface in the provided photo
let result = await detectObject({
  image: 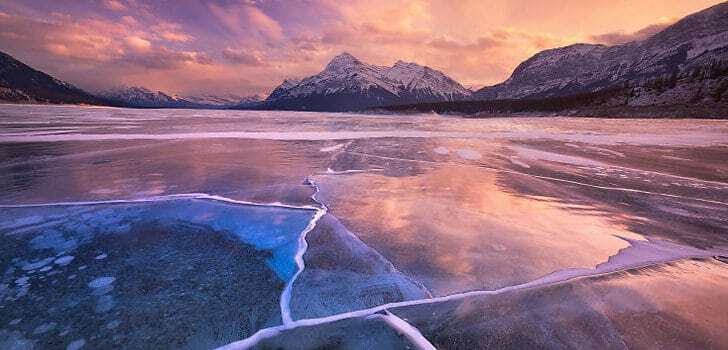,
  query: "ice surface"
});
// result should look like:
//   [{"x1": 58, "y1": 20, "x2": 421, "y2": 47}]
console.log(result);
[
  {"x1": 290, "y1": 214, "x2": 430, "y2": 320},
  {"x1": 433, "y1": 146, "x2": 449, "y2": 155},
  {"x1": 455, "y1": 148, "x2": 482, "y2": 160},
  {"x1": 388, "y1": 258, "x2": 728, "y2": 350},
  {"x1": 66, "y1": 339, "x2": 85, "y2": 350},
  {"x1": 319, "y1": 143, "x2": 346, "y2": 152},
  {"x1": 510, "y1": 145, "x2": 606, "y2": 167},
  {"x1": 88, "y1": 277, "x2": 115, "y2": 289},
  {"x1": 54, "y1": 255, "x2": 75, "y2": 266},
  {"x1": 1, "y1": 105, "x2": 727, "y2": 349},
  {"x1": 0, "y1": 196, "x2": 315, "y2": 349},
  {"x1": 367, "y1": 311, "x2": 437, "y2": 350}
]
